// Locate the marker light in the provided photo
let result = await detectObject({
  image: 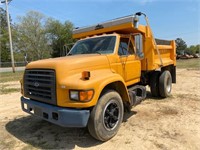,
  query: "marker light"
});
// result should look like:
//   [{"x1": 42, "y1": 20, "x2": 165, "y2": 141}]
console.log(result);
[{"x1": 82, "y1": 71, "x2": 90, "y2": 80}]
